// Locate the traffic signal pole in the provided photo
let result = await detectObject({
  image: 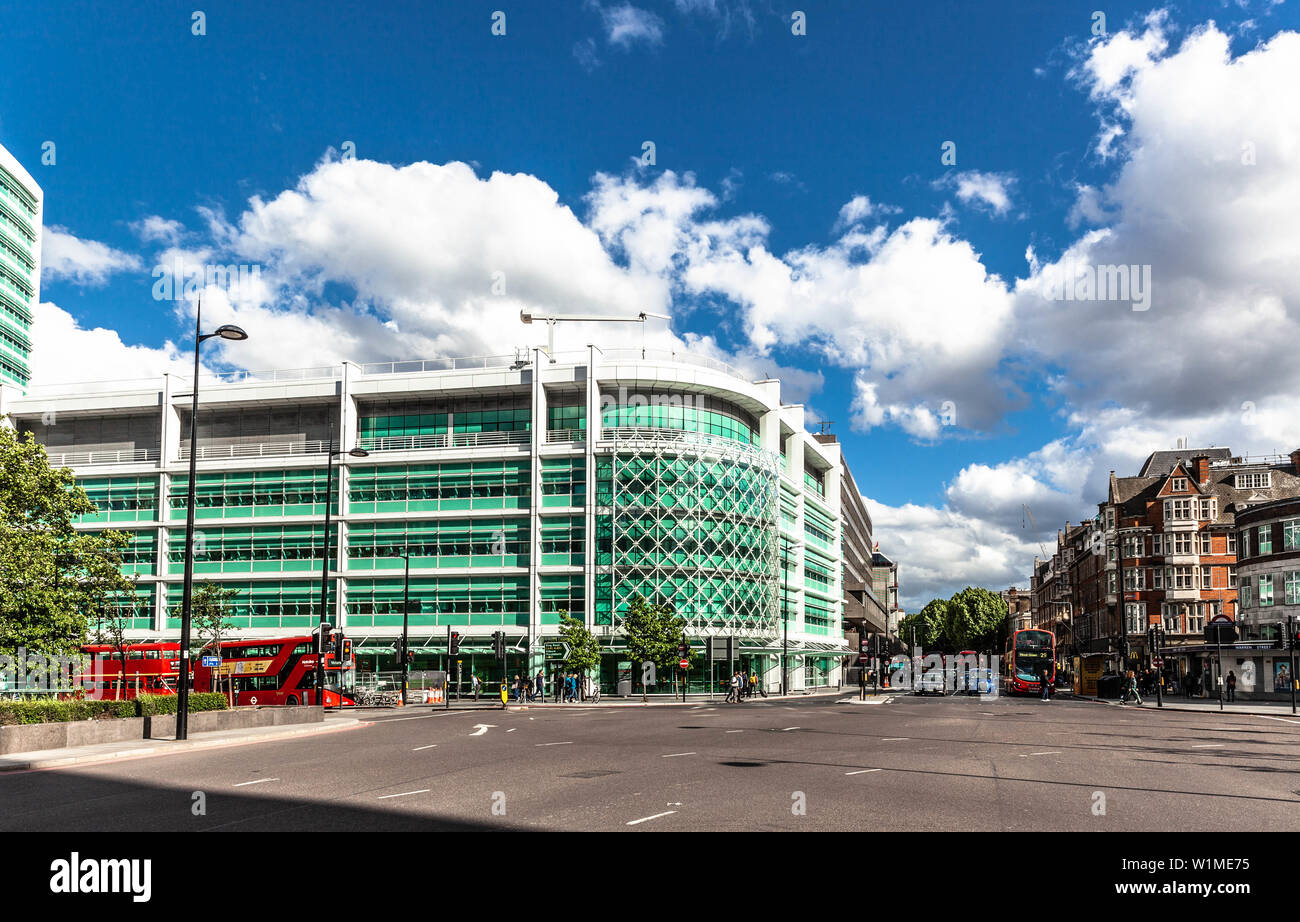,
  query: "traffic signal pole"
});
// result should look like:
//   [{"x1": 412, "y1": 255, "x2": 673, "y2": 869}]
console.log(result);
[{"x1": 1289, "y1": 616, "x2": 1296, "y2": 715}]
